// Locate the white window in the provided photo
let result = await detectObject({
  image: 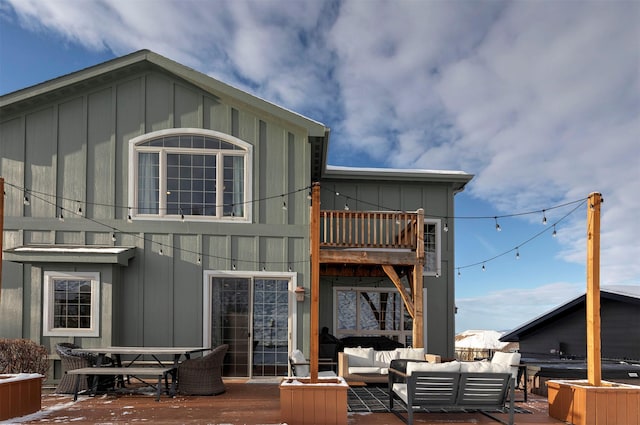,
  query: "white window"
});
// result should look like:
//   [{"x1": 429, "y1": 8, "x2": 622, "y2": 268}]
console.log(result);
[
  {"x1": 129, "y1": 129, "x2": 252, "y2": 222},
  {"x1": 423, "y1": 219, "x2": 441, "y2": 276},
  {"x1": 43, "y1": 272, "x2": 100, "y2": 337}
]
